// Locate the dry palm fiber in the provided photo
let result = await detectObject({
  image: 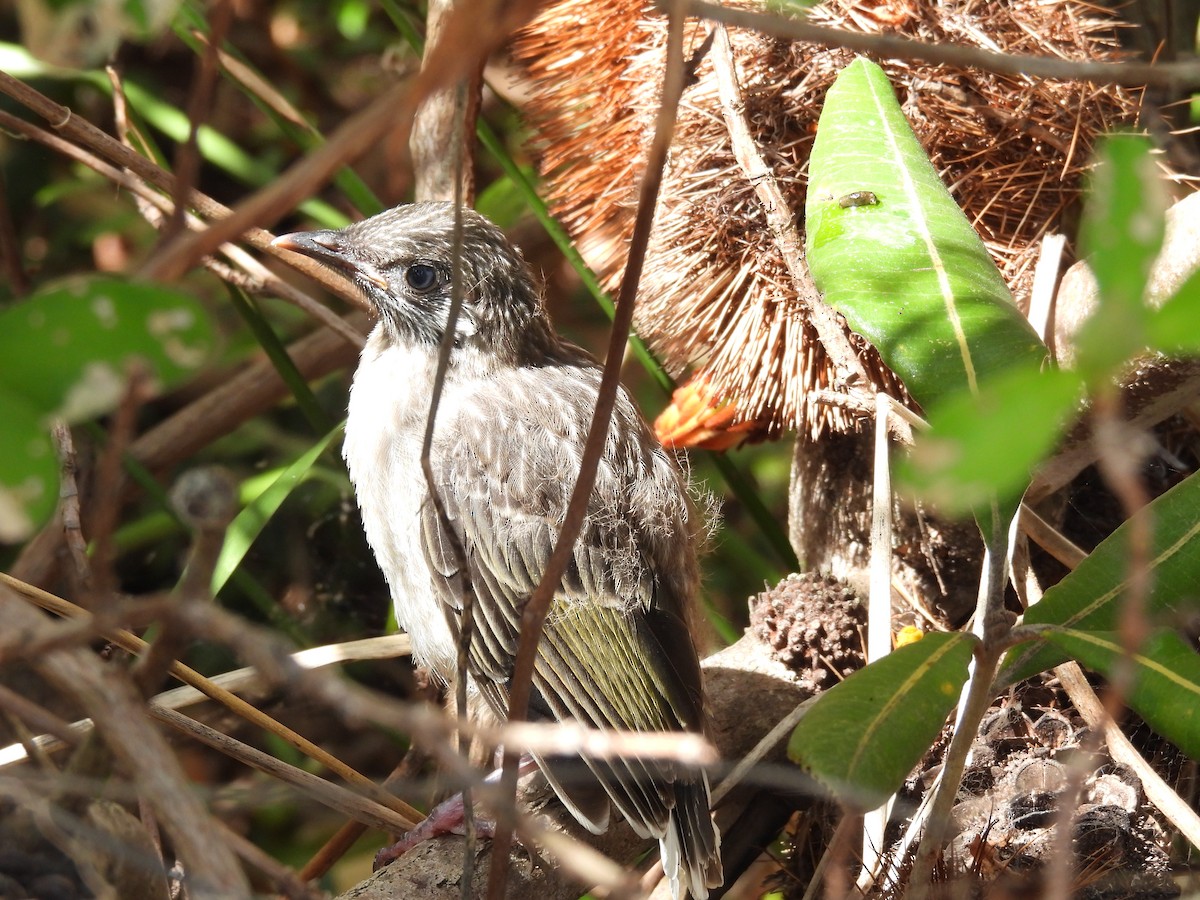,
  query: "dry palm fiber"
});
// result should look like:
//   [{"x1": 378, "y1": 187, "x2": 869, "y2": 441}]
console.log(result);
[{"x1": 513, "y1": 0, "x2": 1142, "y2": 440}]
